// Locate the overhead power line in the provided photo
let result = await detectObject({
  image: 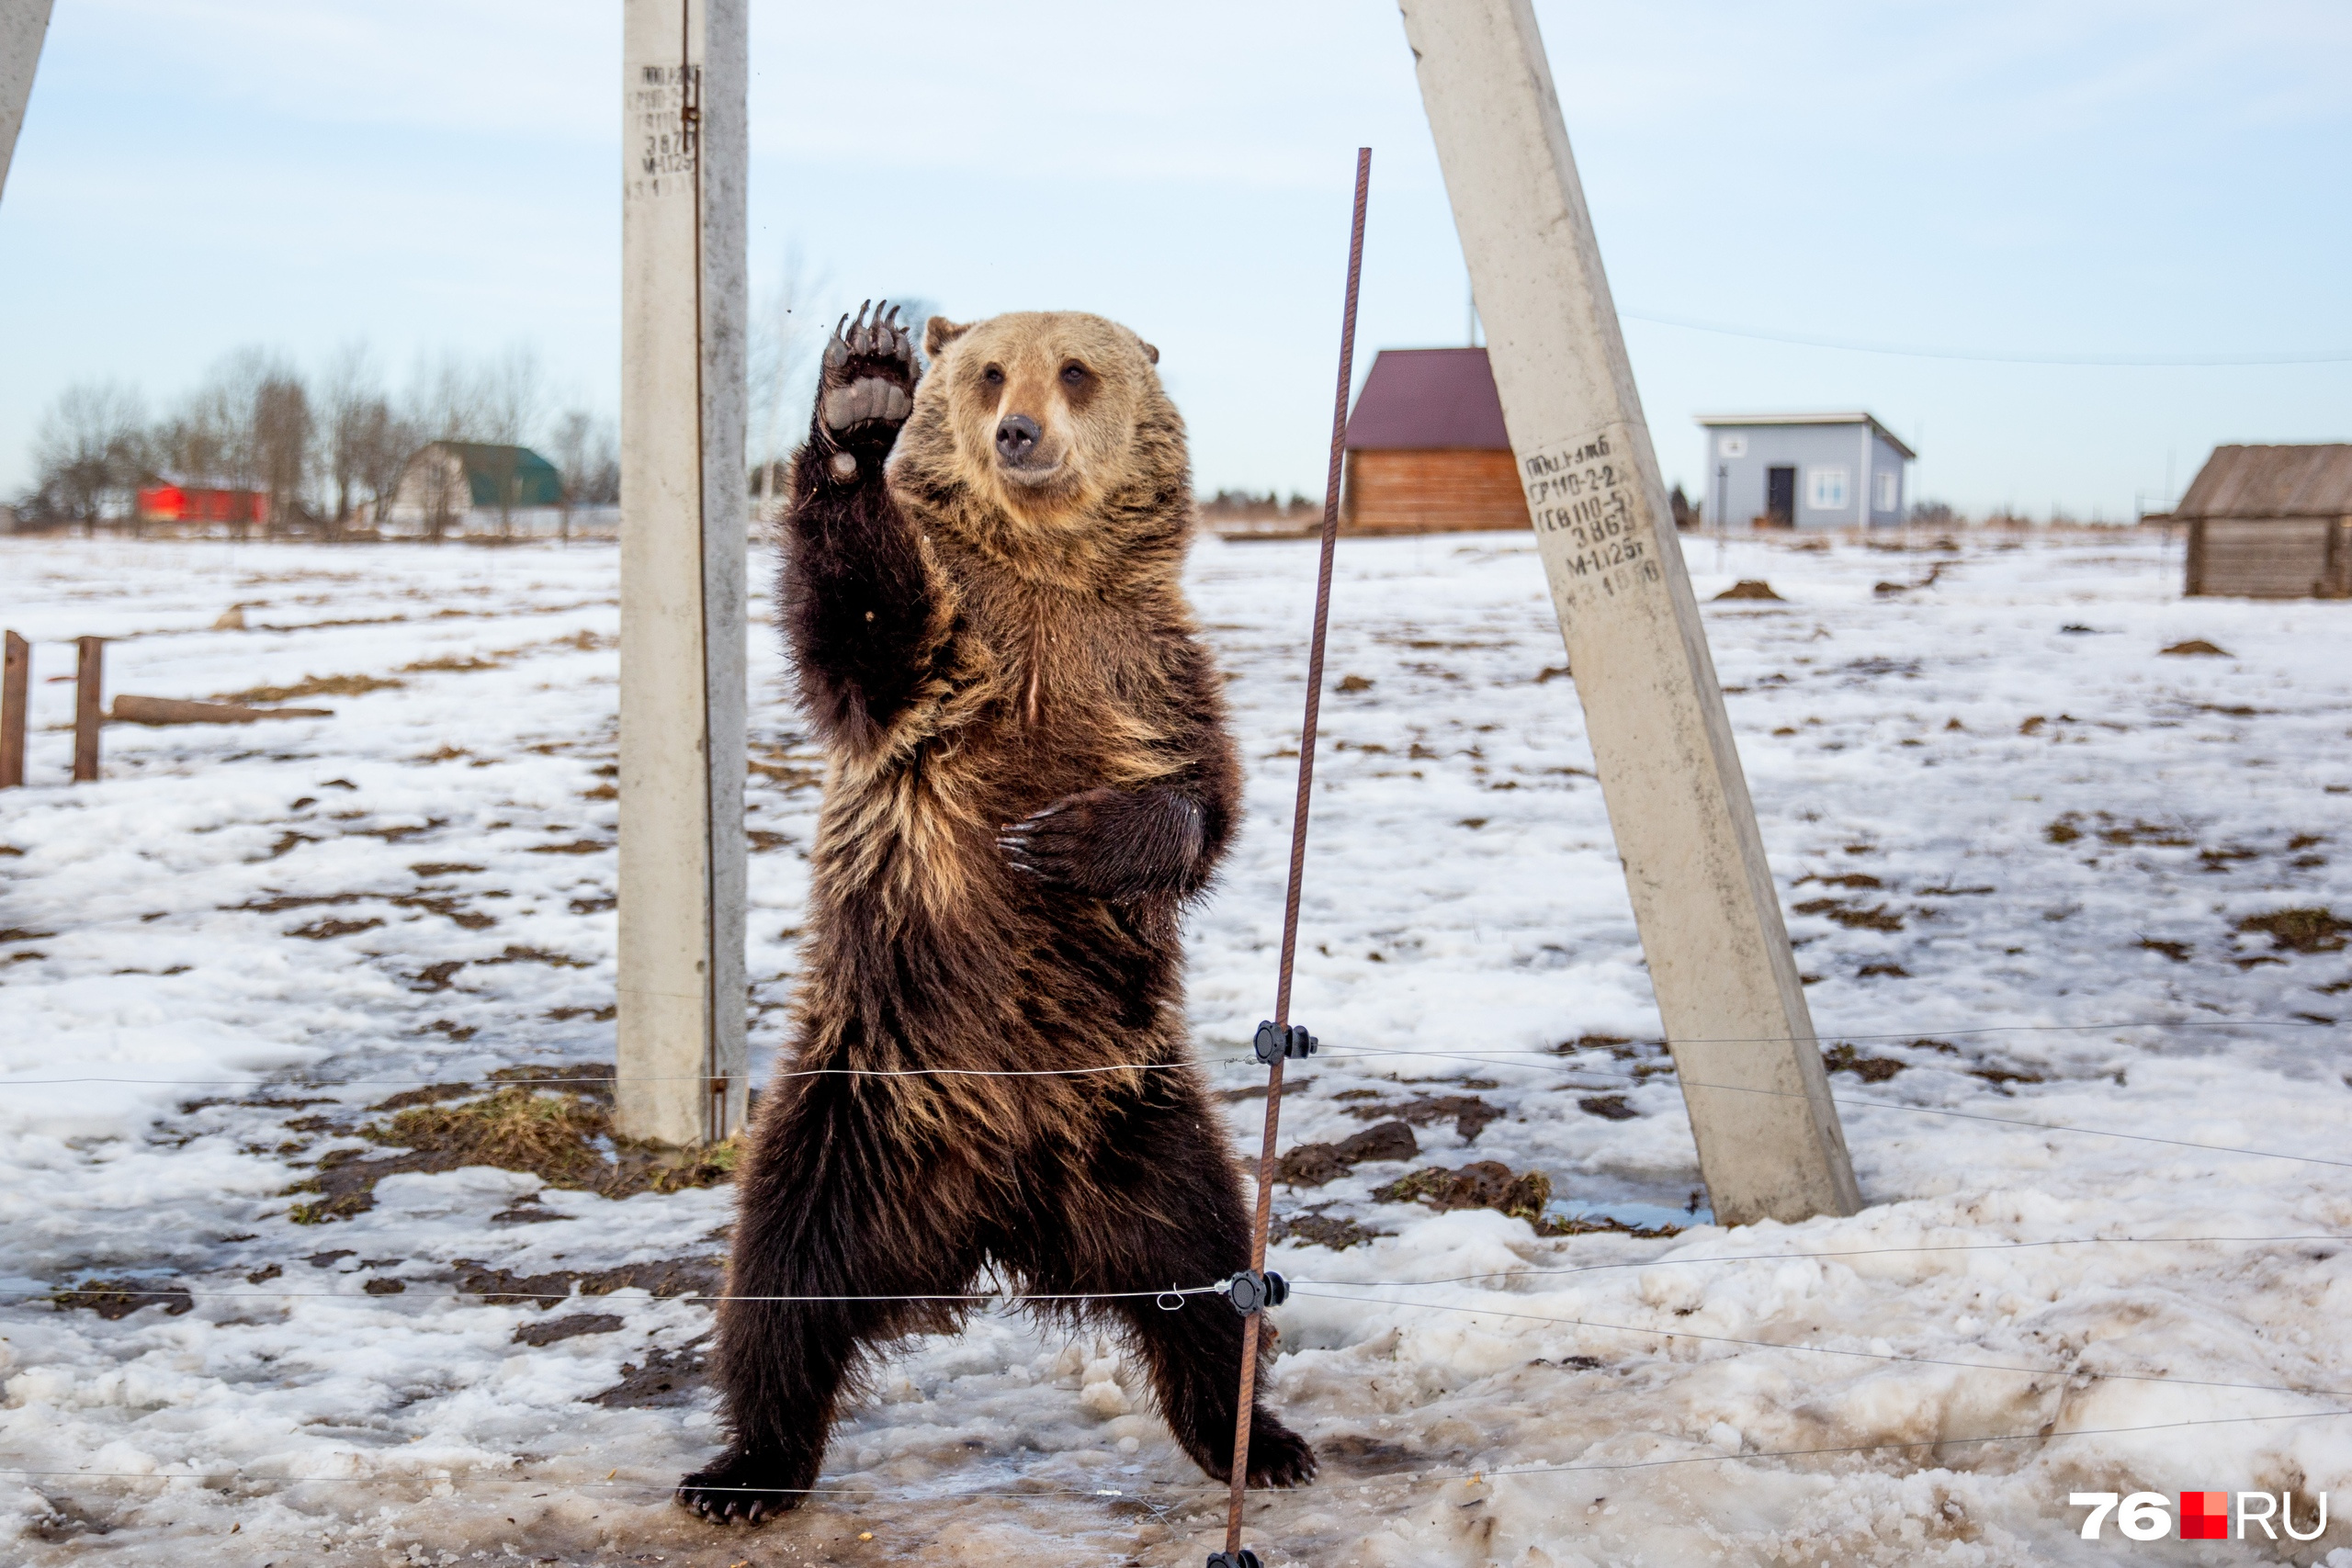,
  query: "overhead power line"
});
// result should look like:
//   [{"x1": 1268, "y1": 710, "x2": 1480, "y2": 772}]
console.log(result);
[{"x1": 1621, "y1": 310, "x2": 2352, "y2": 367}]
